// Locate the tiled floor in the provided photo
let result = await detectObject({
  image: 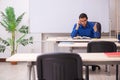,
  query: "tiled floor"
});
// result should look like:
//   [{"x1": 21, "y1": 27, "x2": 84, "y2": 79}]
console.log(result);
[
  {"x1": 0, "y1": 62, "x2": 28, "y2": 80},
  {"x1": 0, "y1": 62, "x2": 119, "y2": 80}
]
